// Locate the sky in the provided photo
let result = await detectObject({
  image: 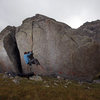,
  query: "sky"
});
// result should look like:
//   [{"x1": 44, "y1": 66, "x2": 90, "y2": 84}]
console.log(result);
[{"x1": 0, "y1": 0, "x2": 100, "y2": 32}]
